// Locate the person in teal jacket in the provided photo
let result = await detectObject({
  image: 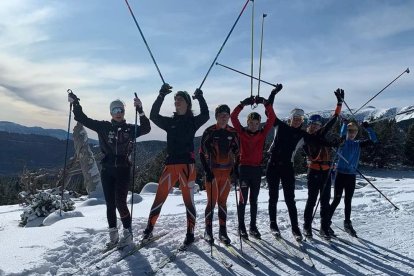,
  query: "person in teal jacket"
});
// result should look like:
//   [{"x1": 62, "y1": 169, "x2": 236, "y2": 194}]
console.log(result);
[{"x1": 328, "y1": 121, "x2": 377, "y2": 237}]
